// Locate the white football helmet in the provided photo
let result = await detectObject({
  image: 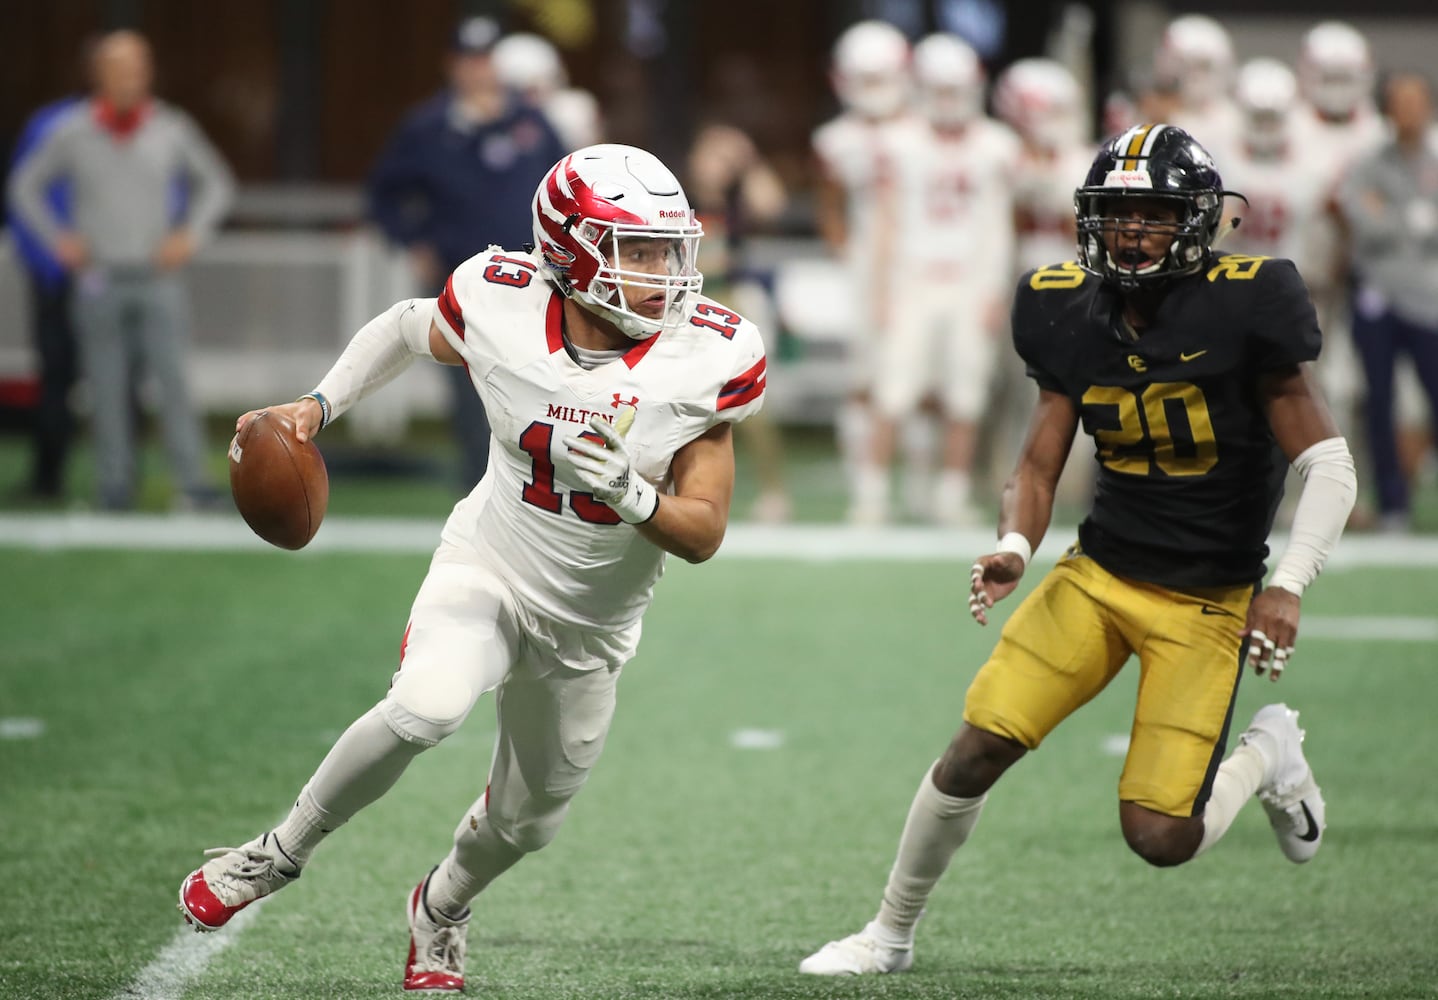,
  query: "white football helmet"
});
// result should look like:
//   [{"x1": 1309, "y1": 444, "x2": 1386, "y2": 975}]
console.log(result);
[
  {"x1": 493, "y1": 33, "x2": 566, "y2": 102},
  {"x1": 1236, "y1": 58, "x2": 1298, "y2": 156},
  {"x1": 1299, "y1": 21, "x2": 1374, "y2": 120},
  {"x1": 531, "y1": 144, "x2": 703, "y2": 341},
  {"x1": 831, "y1": 20, "x2": 911, "y2": 120},
  {"x1": 1155, "y1": 15, "x2": 1235, "y2": 108},
  {"x1": 994, "y1": 57, "x2": 1085, "y2": 149},
  {"x1": 913, "y1": 33, "x2": 984, "y2": 127}
]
